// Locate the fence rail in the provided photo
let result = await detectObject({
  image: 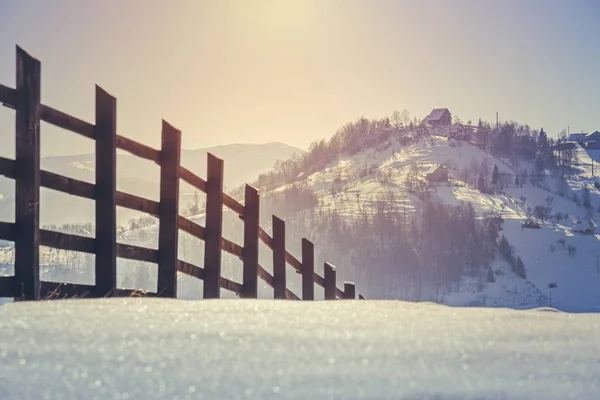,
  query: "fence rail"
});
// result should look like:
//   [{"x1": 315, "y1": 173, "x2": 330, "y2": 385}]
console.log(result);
[{"x1": 0, "y1": 46, "x2": 364, "y2": 302}]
